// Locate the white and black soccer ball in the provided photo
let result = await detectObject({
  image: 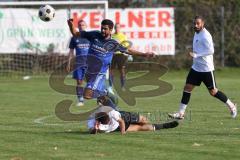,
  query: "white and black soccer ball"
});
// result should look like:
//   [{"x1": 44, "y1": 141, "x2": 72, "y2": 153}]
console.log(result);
[{"x1": 38, "y1": 5, "x2": 55, "y2": 22}]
